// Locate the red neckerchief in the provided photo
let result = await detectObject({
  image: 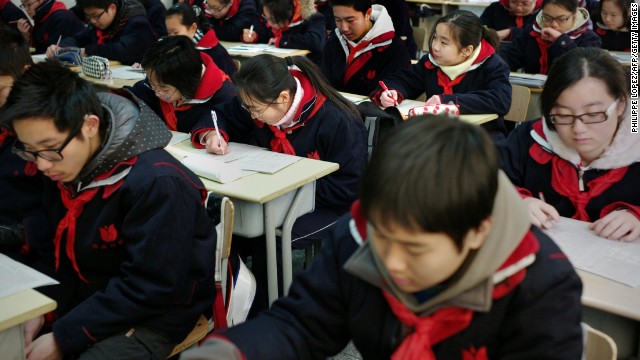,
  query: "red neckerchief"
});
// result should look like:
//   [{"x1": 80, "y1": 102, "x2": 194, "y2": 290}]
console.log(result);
[
  {"x1": 159, "y1": 53, "x2": 230, "y2": 131},
  {"x1": 197, "y1": 29, "x2": 220, "y2": 48},
  {"x1": 267, "y1": 70, "x2": 326, "y2": 155},
  {"x1": 0, "y1": 129, "x2": 13, "y2": 147},
  {"x1": 529, "y1": 121, "x2": 629, "y2": 221},
  {"x1": 270, "y1": 0, "x2": 303, "y2": 46},
  {"x1": 224, "y1": 0, "x2": 240, "y2": 20},
  {"x1": 350, "y1": 200, "x2": 539, "y2": 359},
  {"x1": 53, "y1": 157, "x2": 137, "y2": 283},
  {"x1": 426, "y1": 39, "x2": 495, "y2": 94},
  {"x1": 531, "y1": 30, "x2": 550, "y2": 74},
  {"x1": 595, "y1": 27, "x2": 607, "y2": 35},
  {"x1": 343, "y1": 31, "x2": 395, "y2": 84},
  {"x1": 96, "y1": 28, "x2": 111, "y2": 44},
  {"x1": 38, "y1": 1, "x2": 67, "y2": 24},
  {"x1": 0, "y1": 0, "x2": 10, "y2": 8},
  {"x1": 498, "y1": 0, "x2": 542, "y2": 27}
]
